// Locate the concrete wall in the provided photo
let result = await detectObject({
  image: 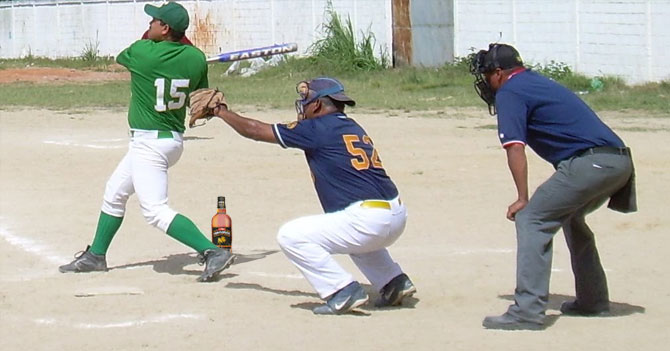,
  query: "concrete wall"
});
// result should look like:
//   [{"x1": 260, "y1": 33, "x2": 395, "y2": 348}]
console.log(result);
[
  {"x1": 2, "y1": 0, "x2": 669, "y2": 84},
  {"x1": 454, "y1": 0, "x2": 670, "y2": 84},
  {"x1": 0, "y1": 0, "x2": 393, "y2": 62}
]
